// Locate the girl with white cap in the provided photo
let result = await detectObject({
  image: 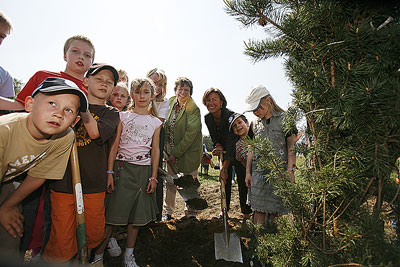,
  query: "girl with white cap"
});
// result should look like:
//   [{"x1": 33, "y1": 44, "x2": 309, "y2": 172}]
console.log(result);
[{"x1": 244, "y1": 85, "x2": 297, "y2": 225}]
